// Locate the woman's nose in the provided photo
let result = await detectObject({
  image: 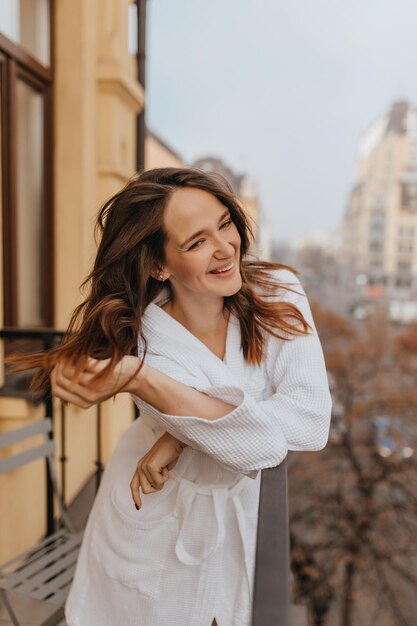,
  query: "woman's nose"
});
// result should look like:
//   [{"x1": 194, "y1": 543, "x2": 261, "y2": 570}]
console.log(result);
[{"x1": 213, "y1": 233, "x2": 235, "y2": 257}]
